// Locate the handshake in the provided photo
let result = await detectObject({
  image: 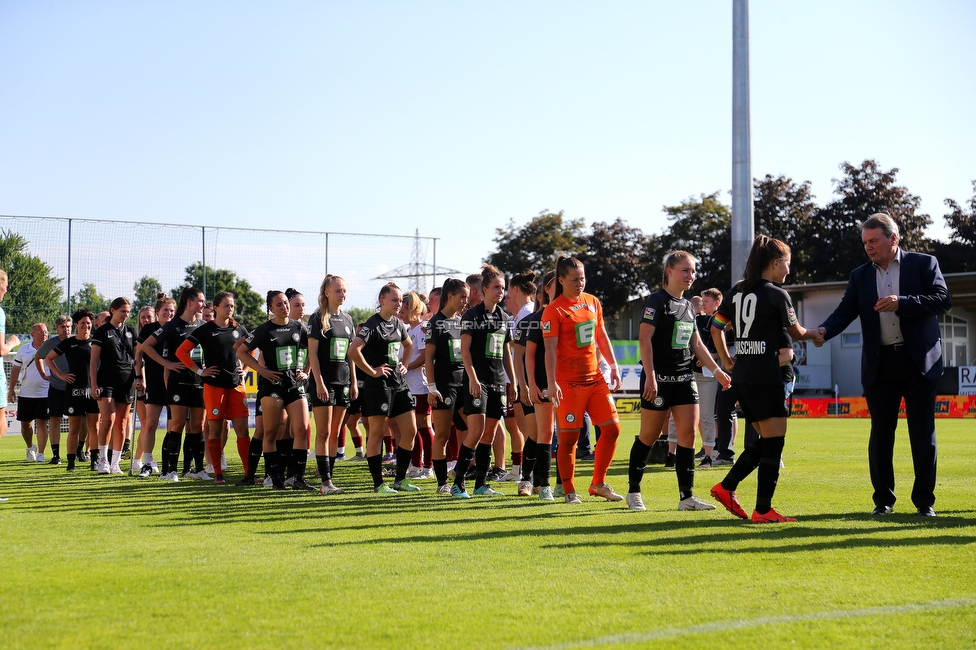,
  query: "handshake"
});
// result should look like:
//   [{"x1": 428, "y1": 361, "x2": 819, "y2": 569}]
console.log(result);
[{"x1": 808, "y1": 327, "x2": 826, "y2": 348}]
